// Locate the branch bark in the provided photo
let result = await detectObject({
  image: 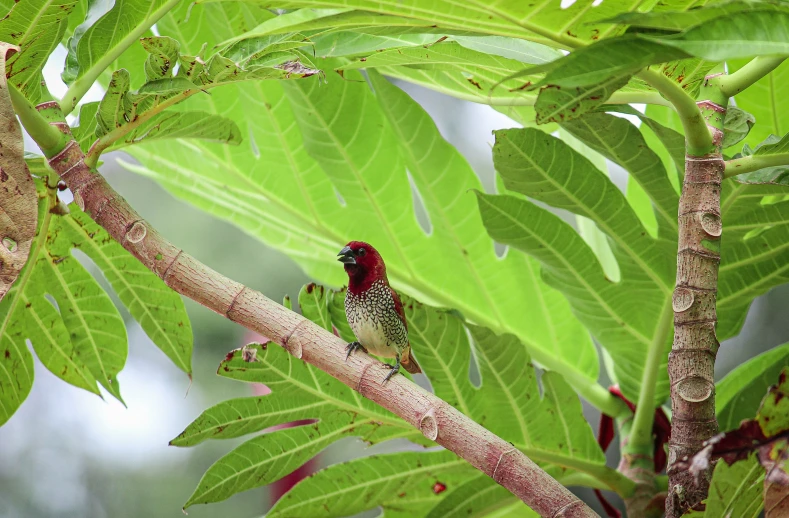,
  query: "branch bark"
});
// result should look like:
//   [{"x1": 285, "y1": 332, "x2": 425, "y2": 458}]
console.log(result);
[
  {"x1": 665, "y1": 75, "x2": 728, "y2": 518},
  {"x1": 26, "y1": 101, "x2": 600, "y2": 518}
]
